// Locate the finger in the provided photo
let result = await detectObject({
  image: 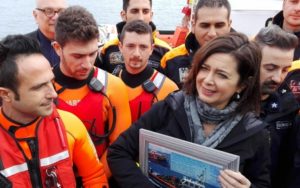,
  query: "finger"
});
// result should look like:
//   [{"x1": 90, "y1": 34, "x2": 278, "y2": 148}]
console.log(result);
[{"x1": 223, "y1": 169, "x2": 250, "y2": 185}]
